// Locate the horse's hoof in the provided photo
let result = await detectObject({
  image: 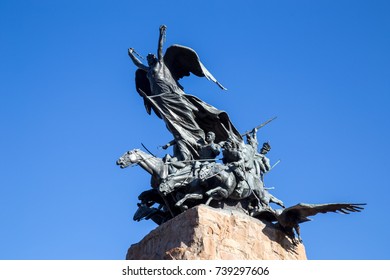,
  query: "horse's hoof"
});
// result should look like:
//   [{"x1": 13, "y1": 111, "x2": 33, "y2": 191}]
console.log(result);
[
  {"x1": 205, "y1": 190, "x2": 213, "y2": 196},
  {"x1": 205, "y1": 197, "x2": 213, "y2": 206},
  {"x1": 178, "y1": 205, "x2": 188, "y2": 211}
]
